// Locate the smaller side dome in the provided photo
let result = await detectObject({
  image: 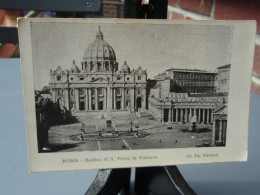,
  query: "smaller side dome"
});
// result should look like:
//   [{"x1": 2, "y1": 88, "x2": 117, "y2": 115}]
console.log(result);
[
  {"x1": 70, "y1": 60, "x2": 81, "y2": 73},
  {"x1": 121, "y1": 60, "x2": 130, "y2": 73}
]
